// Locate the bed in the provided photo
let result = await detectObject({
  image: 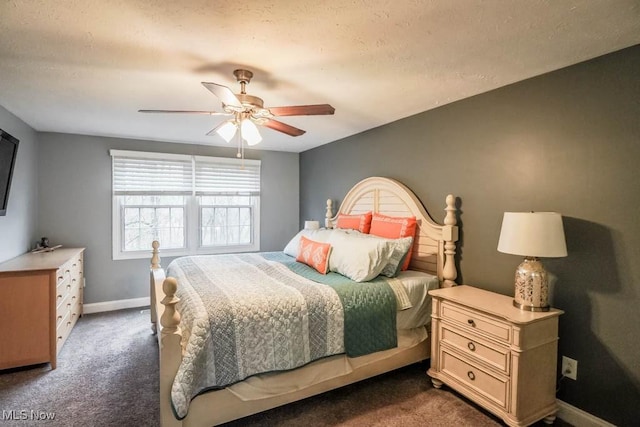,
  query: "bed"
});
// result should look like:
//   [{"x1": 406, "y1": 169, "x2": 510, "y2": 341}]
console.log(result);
[{"x1": 149, "y1": 176, "x2": 459, "y2": 427}]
